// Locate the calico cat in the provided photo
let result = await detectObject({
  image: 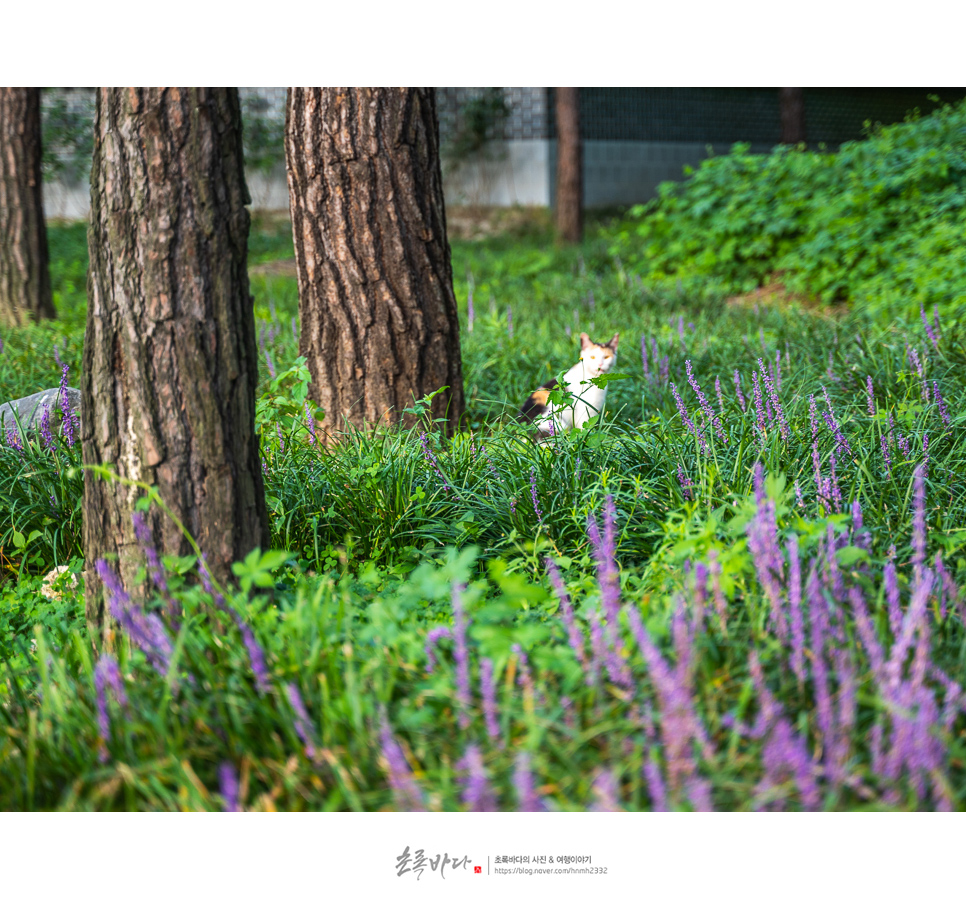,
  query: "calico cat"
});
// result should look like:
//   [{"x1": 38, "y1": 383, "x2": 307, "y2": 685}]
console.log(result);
[{"x1": 519, "y1": 332, "x2": 619, "y2": 438}]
